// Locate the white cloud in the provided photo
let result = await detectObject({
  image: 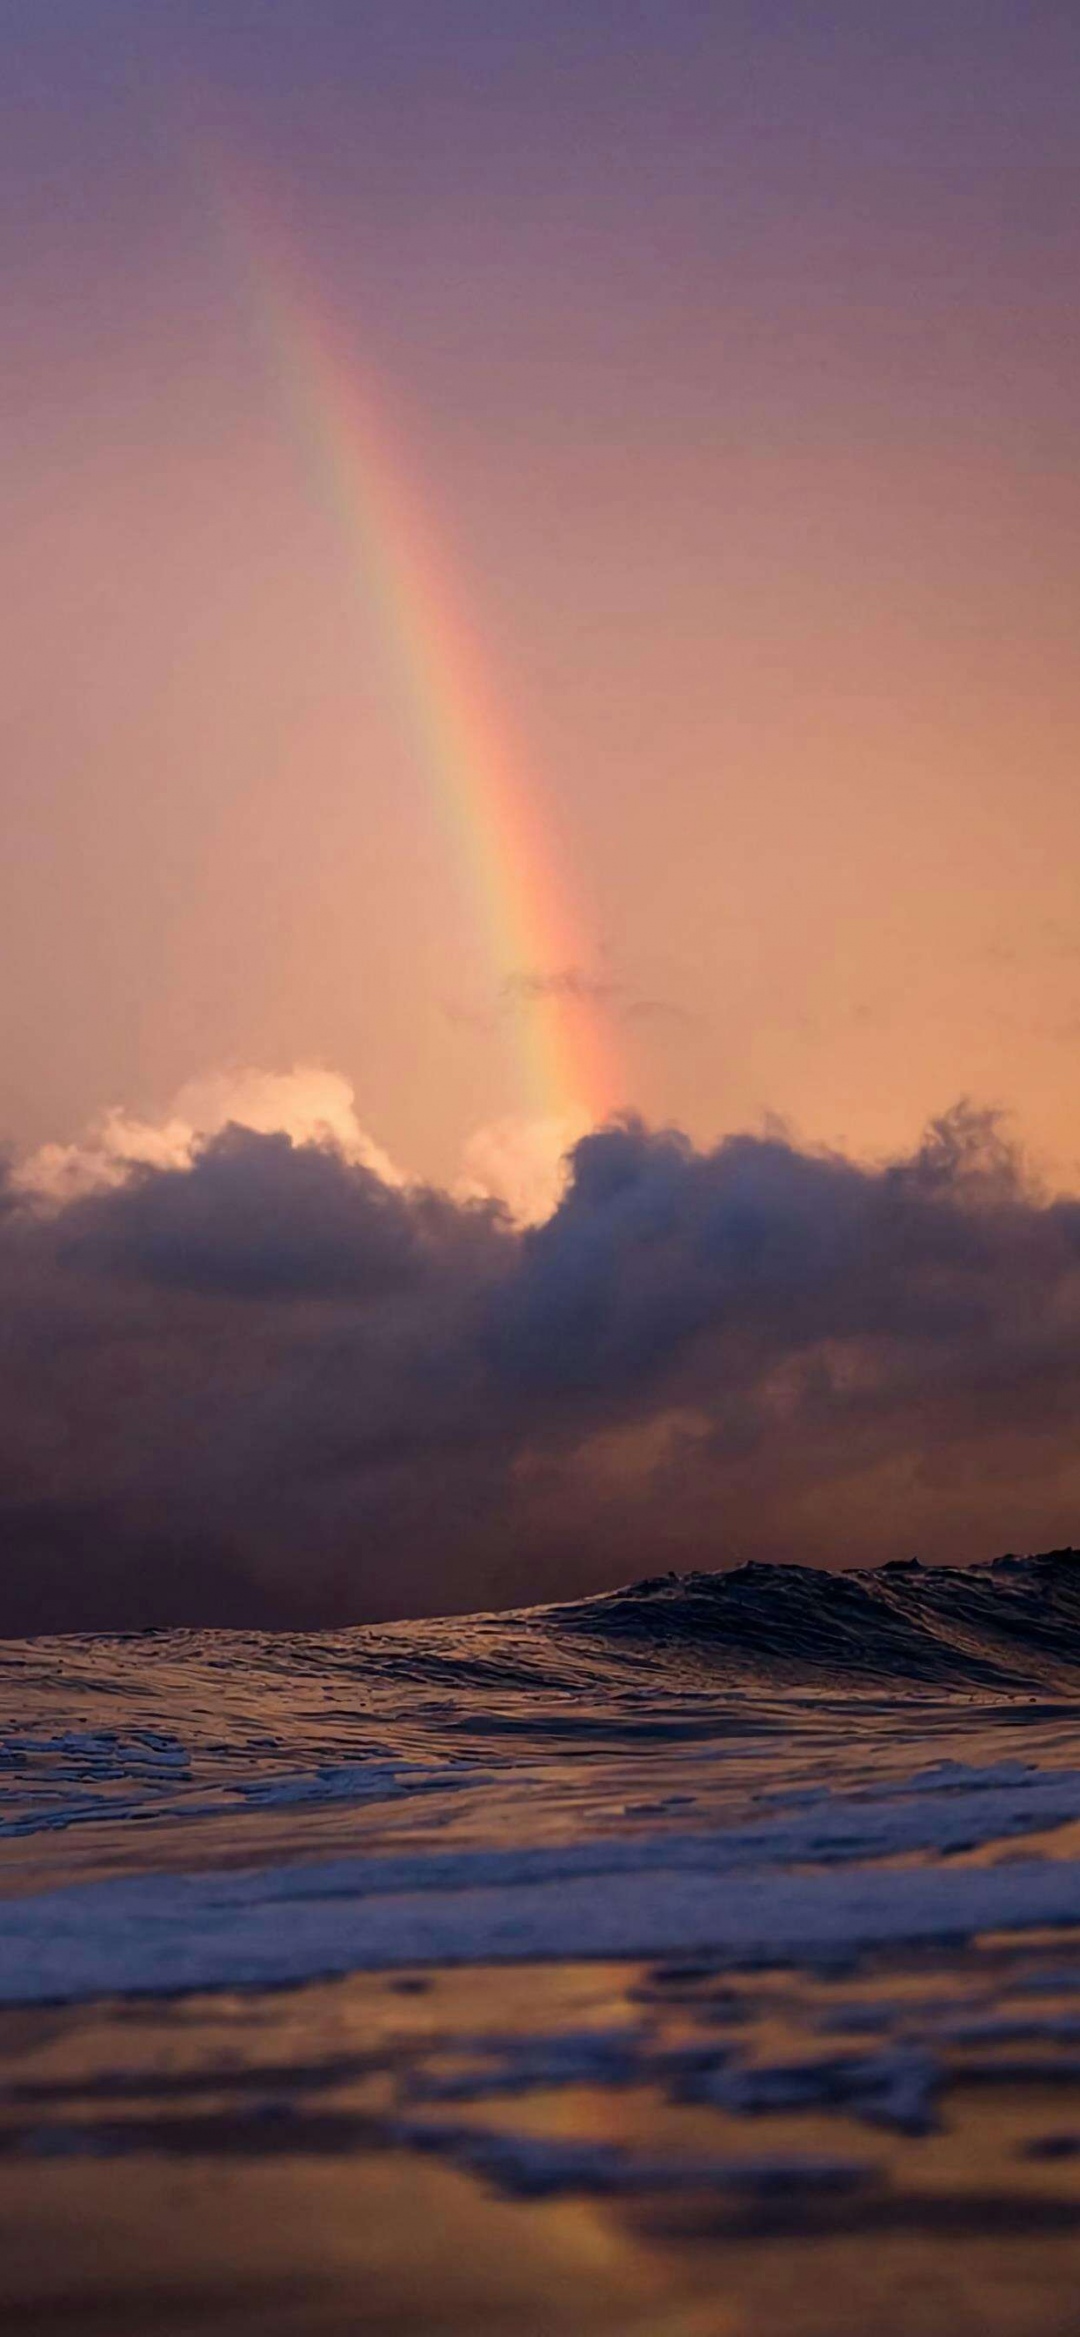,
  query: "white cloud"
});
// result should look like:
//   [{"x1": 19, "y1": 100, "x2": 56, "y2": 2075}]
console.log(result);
[
  {"x1": 16, "y1": 1066, "x2": 402, "y2": 1203},
  {"x1": 456, "y1": 1113, "x2": 586, "y2": 1225},
  {"x1": 17, "y1": 1063, "x2": 589, "y2": 1230}
]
